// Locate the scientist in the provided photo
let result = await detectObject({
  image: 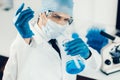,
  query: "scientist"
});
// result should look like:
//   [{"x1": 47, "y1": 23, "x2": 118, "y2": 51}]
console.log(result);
[{"x1": 3, "y1": 0, "x2": 101, "y2": 80}]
